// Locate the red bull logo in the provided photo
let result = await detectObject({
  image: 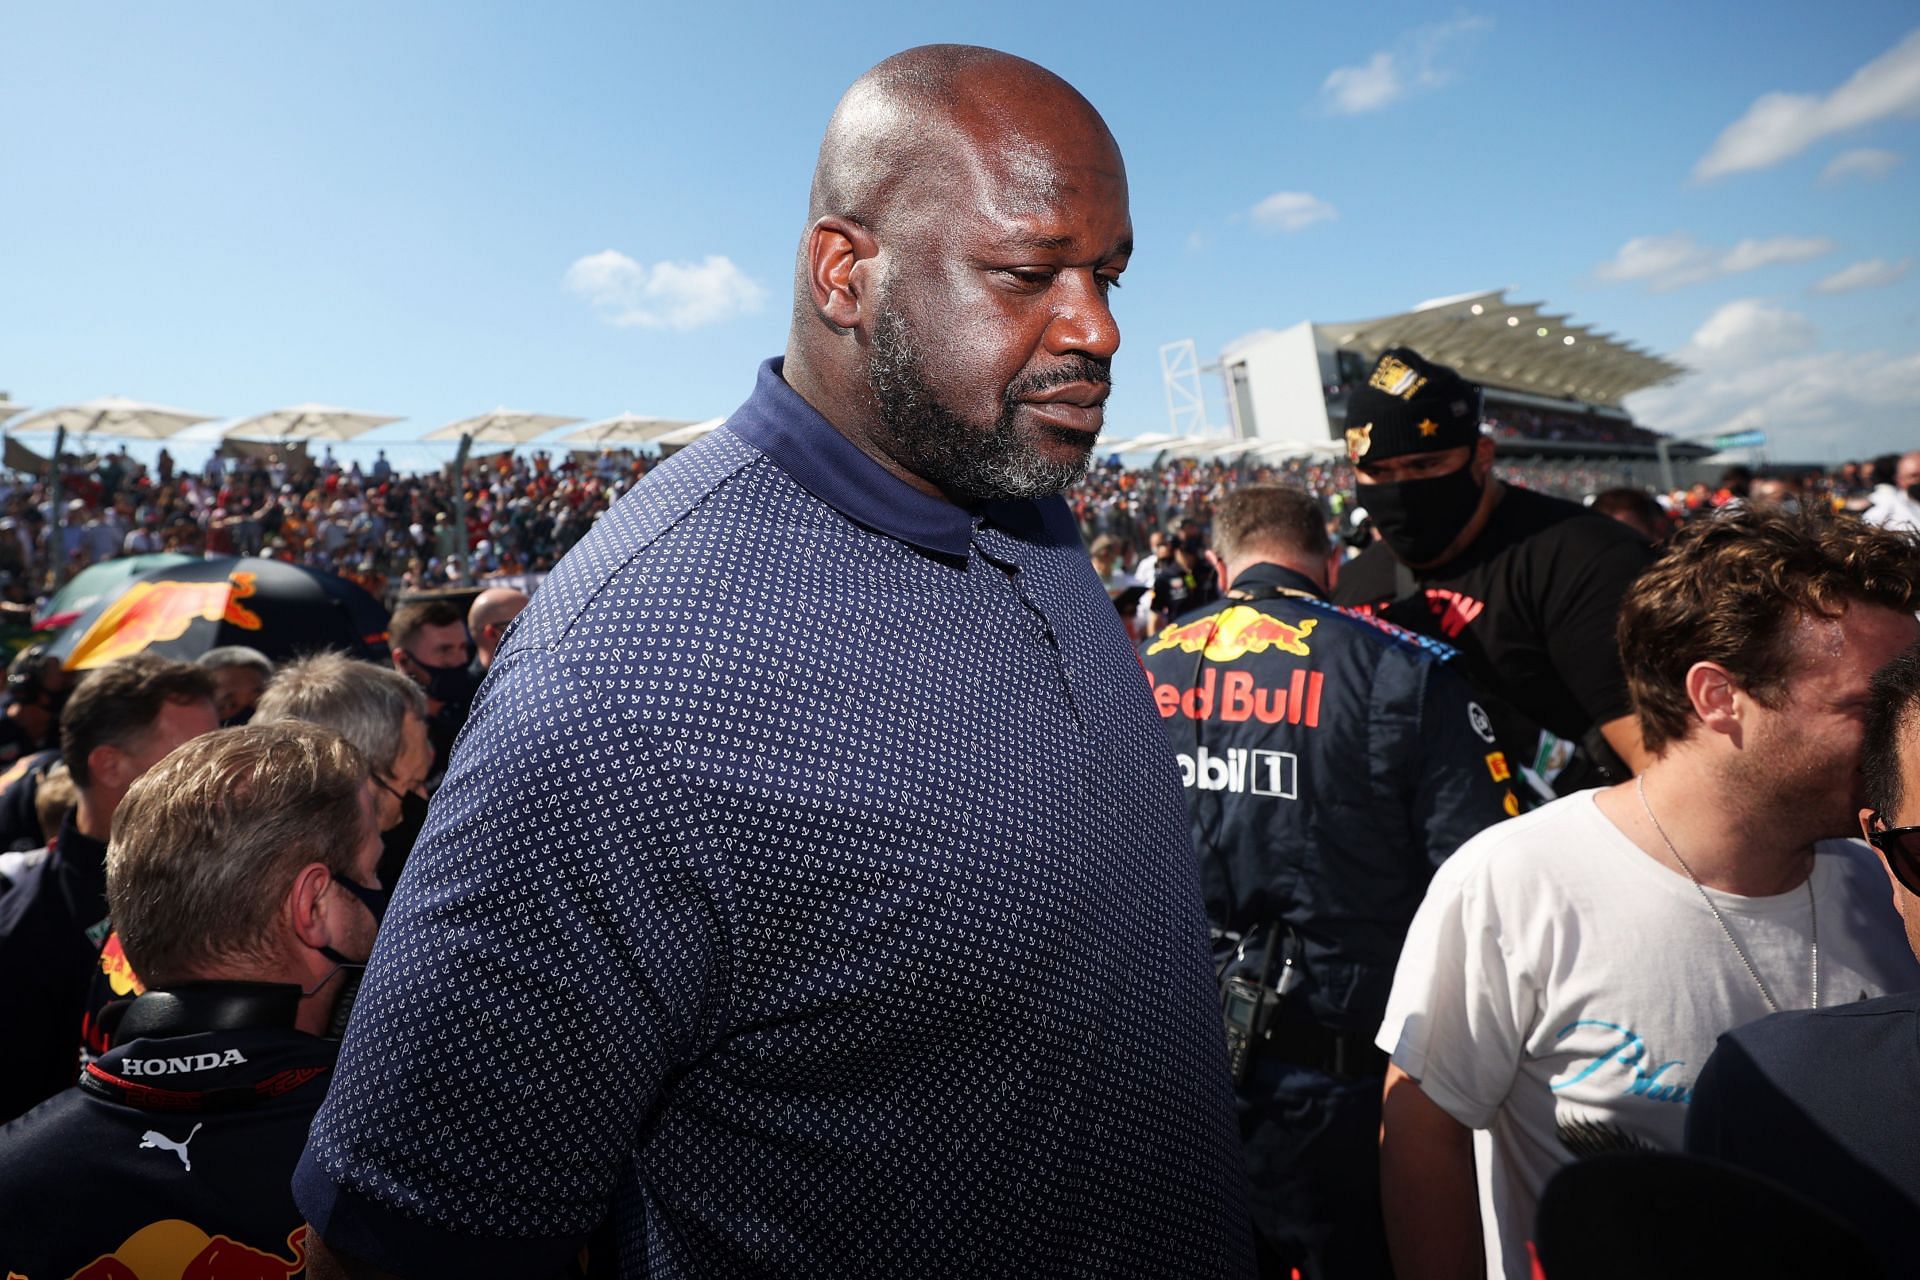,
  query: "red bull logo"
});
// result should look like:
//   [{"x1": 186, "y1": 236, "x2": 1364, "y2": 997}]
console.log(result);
[
  {"x1": 12, "y1": 1219, "x2": 306, "y2": 1280},
  {"x1": 1146, "y1": 665, "x2": 1325, "y2": 728},
  {"x1": 99, "y1": 931, "x2": 146, "y2": 999},
  {"x1": 1147, "y1": 606, "x2": 1317, "y2": 662},
  {"x1": 65, "y1": 575, "x2": 264, "y2": 671}
]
